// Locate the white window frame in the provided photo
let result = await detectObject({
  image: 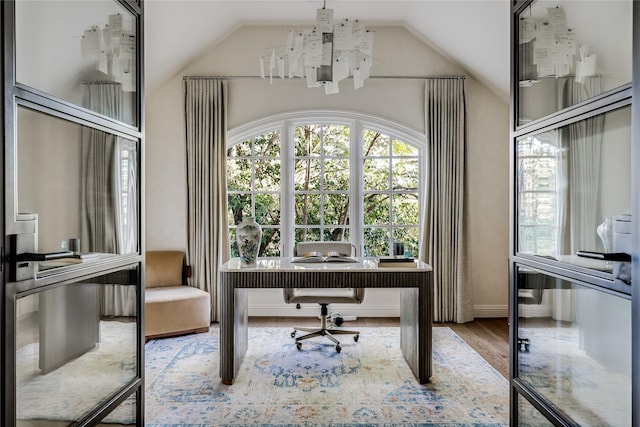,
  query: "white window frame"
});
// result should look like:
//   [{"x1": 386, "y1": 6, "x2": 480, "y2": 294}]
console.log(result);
[{"x1": 227, "y1": 110, "x2": 426, "y2": 258}]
